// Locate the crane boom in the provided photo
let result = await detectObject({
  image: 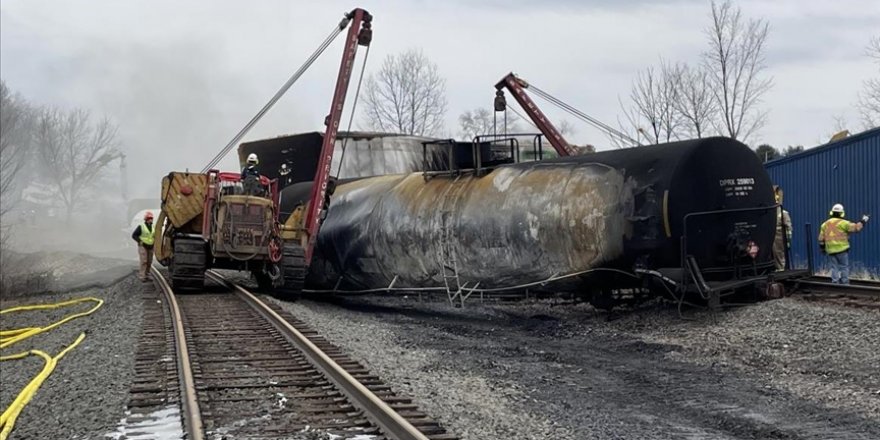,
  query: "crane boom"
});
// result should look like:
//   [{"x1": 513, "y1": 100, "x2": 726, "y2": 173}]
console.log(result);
[
  {"x1": 495, "y1": 72, "x2": 577, "y2": 157},
  {"x1": 303, "y1": 8, "x2": 372, "y2": 263}
]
